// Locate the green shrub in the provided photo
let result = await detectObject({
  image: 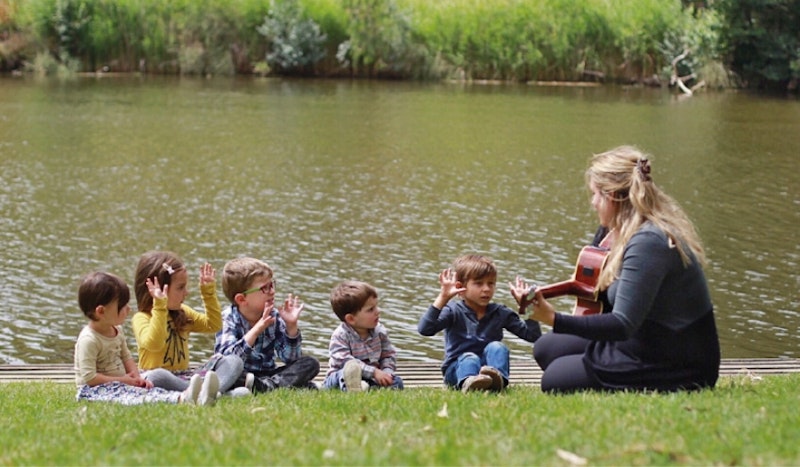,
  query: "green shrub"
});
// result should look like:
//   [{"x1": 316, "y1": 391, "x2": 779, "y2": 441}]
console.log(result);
[{"x1": 257, "y1": 0, "x2": 327, "y2": 75}]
